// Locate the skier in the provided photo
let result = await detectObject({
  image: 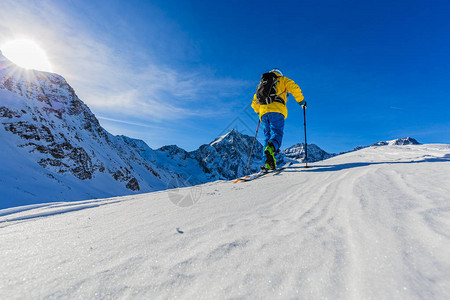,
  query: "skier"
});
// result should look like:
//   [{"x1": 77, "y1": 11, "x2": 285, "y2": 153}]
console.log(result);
[{"x1": 251, "y1": 68, "x2": 306, "y2": 170}]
